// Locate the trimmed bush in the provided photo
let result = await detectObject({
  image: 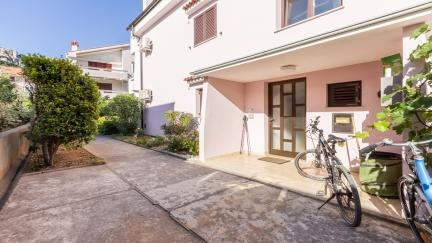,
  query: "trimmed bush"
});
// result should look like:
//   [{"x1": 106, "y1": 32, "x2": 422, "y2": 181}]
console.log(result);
[{"x1": 21, "y1": 55, "x2": 100, "y2": 166}]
